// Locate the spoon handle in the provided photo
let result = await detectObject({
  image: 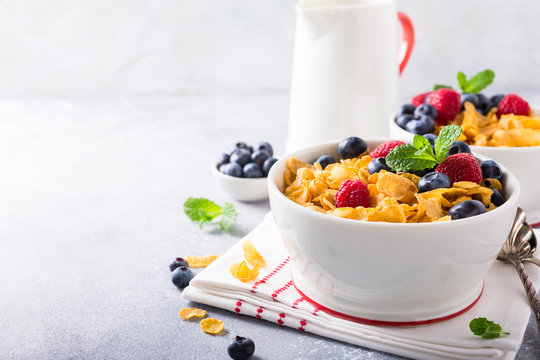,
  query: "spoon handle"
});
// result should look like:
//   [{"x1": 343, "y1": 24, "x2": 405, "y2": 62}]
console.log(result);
[
  {"x1": 522, "y1": 256, "x2": 540, "y2": 268},
  {"x1": 511, "y1": 259, "x2": 540, "y2": 334}
]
